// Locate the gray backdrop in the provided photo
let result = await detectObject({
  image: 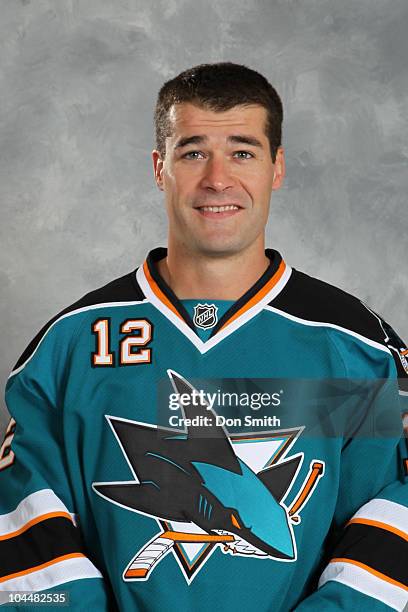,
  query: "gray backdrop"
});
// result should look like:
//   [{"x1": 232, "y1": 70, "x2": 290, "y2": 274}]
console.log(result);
[{"x1": 1, "y1": 0, "x2": 407, "y2": 429}]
